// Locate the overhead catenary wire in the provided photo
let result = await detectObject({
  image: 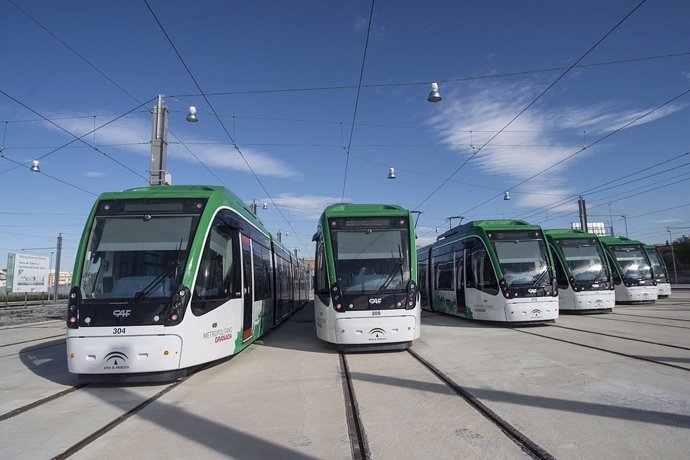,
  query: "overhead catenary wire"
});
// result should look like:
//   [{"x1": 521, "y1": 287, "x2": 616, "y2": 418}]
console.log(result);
[
  {"x1": 143, "y1": 0, "x2": 306, "y2": 249},
  {"x1": 514, "y1": 152, "x2": 690, "y2": 220},
  {"x1": 0, "y1": 89, "x2": 153, "y2": 181},
  {"x1": 8, "y1": 0, "x2": 226, "y2": 190},
  {"x1": 0, "y1": 154, "x2": 97, "y2": 196},
  {"x1": 414, "y1": 0, "x2": 649, "y2": 215},
  {"x1": 167, "y1": 49, "x2": 690, "y2": 98},
  {"x1": 340, "y1": 0, "x2": 376, "y2": 203}
]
